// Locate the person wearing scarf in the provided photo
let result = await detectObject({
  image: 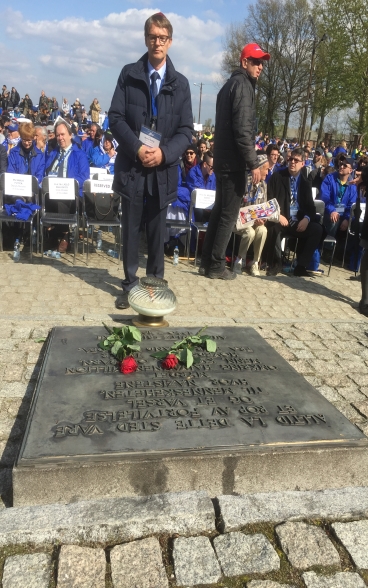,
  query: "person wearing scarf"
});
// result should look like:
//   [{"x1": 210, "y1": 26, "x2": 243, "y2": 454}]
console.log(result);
[{"x1": 180, "y1": 145, "x2": 198, "y2": 183}]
